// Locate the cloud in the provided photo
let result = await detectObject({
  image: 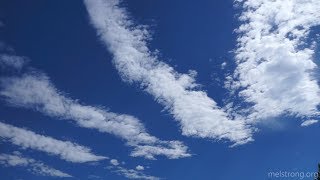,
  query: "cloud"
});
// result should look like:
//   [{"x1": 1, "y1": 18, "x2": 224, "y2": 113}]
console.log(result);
[
  {"x1": 130, "y1": 141, "x2": 190, "y2": 159},
  {"x1": 108, "y1": 160, "x2": 158, "y2": 180},
  {"x1": 0, "y1": 152, "x2": 72, "y2": 177},
  {"x1": 136, "y1": 165, "x2": 144, "y2": 171},
  {"x1": 228, "y1": 0, "x2": 320, "y2": 122},
  {"x1": 110, "y1": 159, "x2": 119, "y2": 166},
  {"x1": 0, "y1": 54, "x2": 26, "y2": 71},
  {"x1": 221, "y1": 62, "x2": 227, "y2": 69},
  {"x1": 83, "y1": 0, "x2": 253, "y2": 145},
  {"x1": 301, "y1": 120, "x2": 318, "y2": 127},
  {"x1": 0, "y1": 70, "x2": 190, "y2": 159},
  {"x1": 0, "y1": 122, "x2": 107, "y2": 163}
]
